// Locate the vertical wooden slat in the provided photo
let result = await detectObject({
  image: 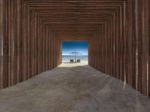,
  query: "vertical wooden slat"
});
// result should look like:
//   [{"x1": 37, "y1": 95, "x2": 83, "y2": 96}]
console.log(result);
[
  {"x1": 22, "y1": 1, "x2": 27, "y2": 81},
  {"x1": 123, "y1": 1, "x2": 127, "y2": 82},
  {"x1": 16, "y1": 0, "x2": 21, "y2": 83},
  {"x1": 149, "y1": 0, "x2": 150, "y2": 97},
  {"x1": 0, "y1": 0, "x2": 4, "y2": 89},
  {"x1": 3, "y1": 0, "x2": 9, "y2": 88}
]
